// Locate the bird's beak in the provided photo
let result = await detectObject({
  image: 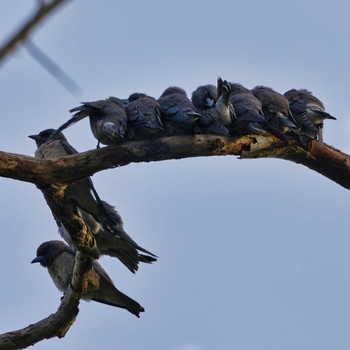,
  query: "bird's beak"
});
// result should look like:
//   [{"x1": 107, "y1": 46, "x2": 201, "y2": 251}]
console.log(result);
[
  {"x1": 28, "y1": 134, "x2": 41, "y2": 141},
  {"x1": 205, "y1": 97, "x2": 215, "y2": 107},
  {"x1": 31, "y1": 256, "x2": 44, "y2": 264}
]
